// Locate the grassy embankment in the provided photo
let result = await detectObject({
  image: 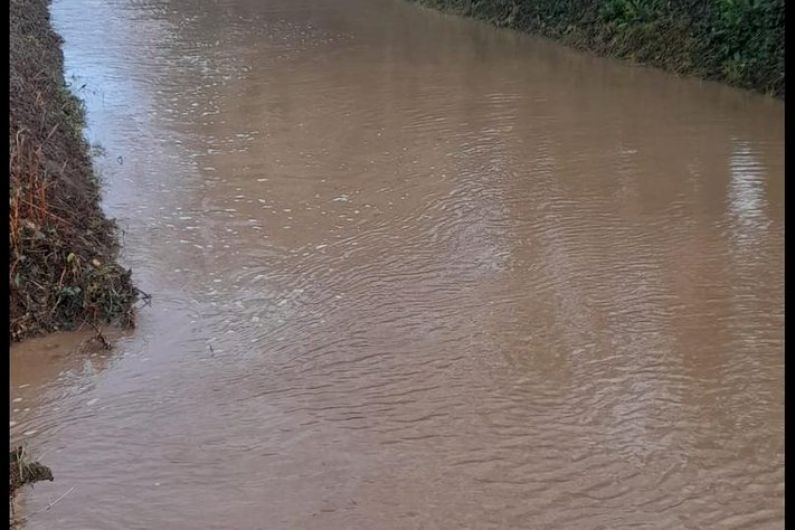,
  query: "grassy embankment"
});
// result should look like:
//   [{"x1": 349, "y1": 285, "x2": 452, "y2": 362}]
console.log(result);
[
  {"x1": 10, "y1": 0, "x2": 141, "y2": 503},
  {"x1": 411, "y1": 0, "x2": 784, "y2": 98},
  {"x1": 10, "y1": 0, "x2": 139, "y2": 343}
]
